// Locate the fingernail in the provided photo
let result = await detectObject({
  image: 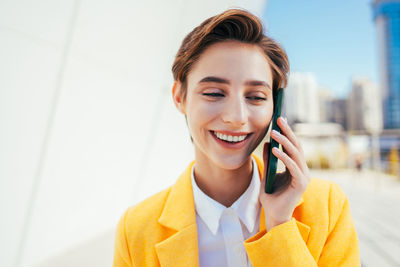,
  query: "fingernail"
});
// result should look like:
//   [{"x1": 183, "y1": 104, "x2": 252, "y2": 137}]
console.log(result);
[
  {"x1": 272, "y1": 129, "x2": 279, "y2": 136},
  {"x1": 273, "y1": 147, "x2": 281, "y2": 154}
]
